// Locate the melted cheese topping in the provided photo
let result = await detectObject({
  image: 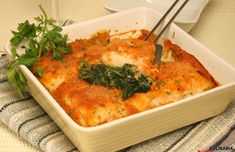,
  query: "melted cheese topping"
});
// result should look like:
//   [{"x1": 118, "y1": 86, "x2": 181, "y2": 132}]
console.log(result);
[{"x1": 32, "y1": 30, "x2": 218, "y2": 127}]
